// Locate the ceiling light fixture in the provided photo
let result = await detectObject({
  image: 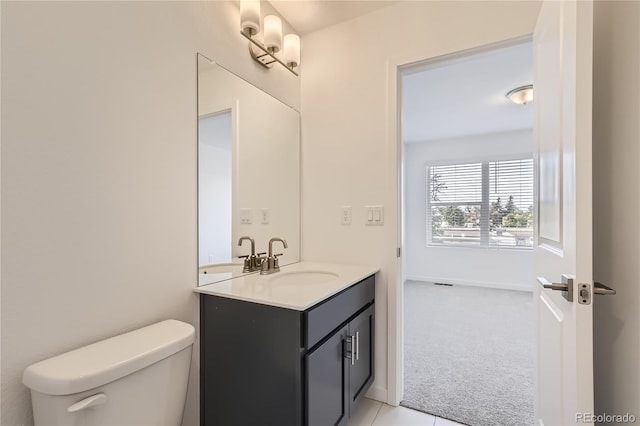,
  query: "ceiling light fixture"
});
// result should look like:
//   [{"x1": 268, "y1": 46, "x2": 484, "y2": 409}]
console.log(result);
[
  {"x1": 240, "y1": 0, "x2": 300, "y2": 76},
  {"x1": 506, "y1": 84, "x2": 534, "y2": 105}
]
